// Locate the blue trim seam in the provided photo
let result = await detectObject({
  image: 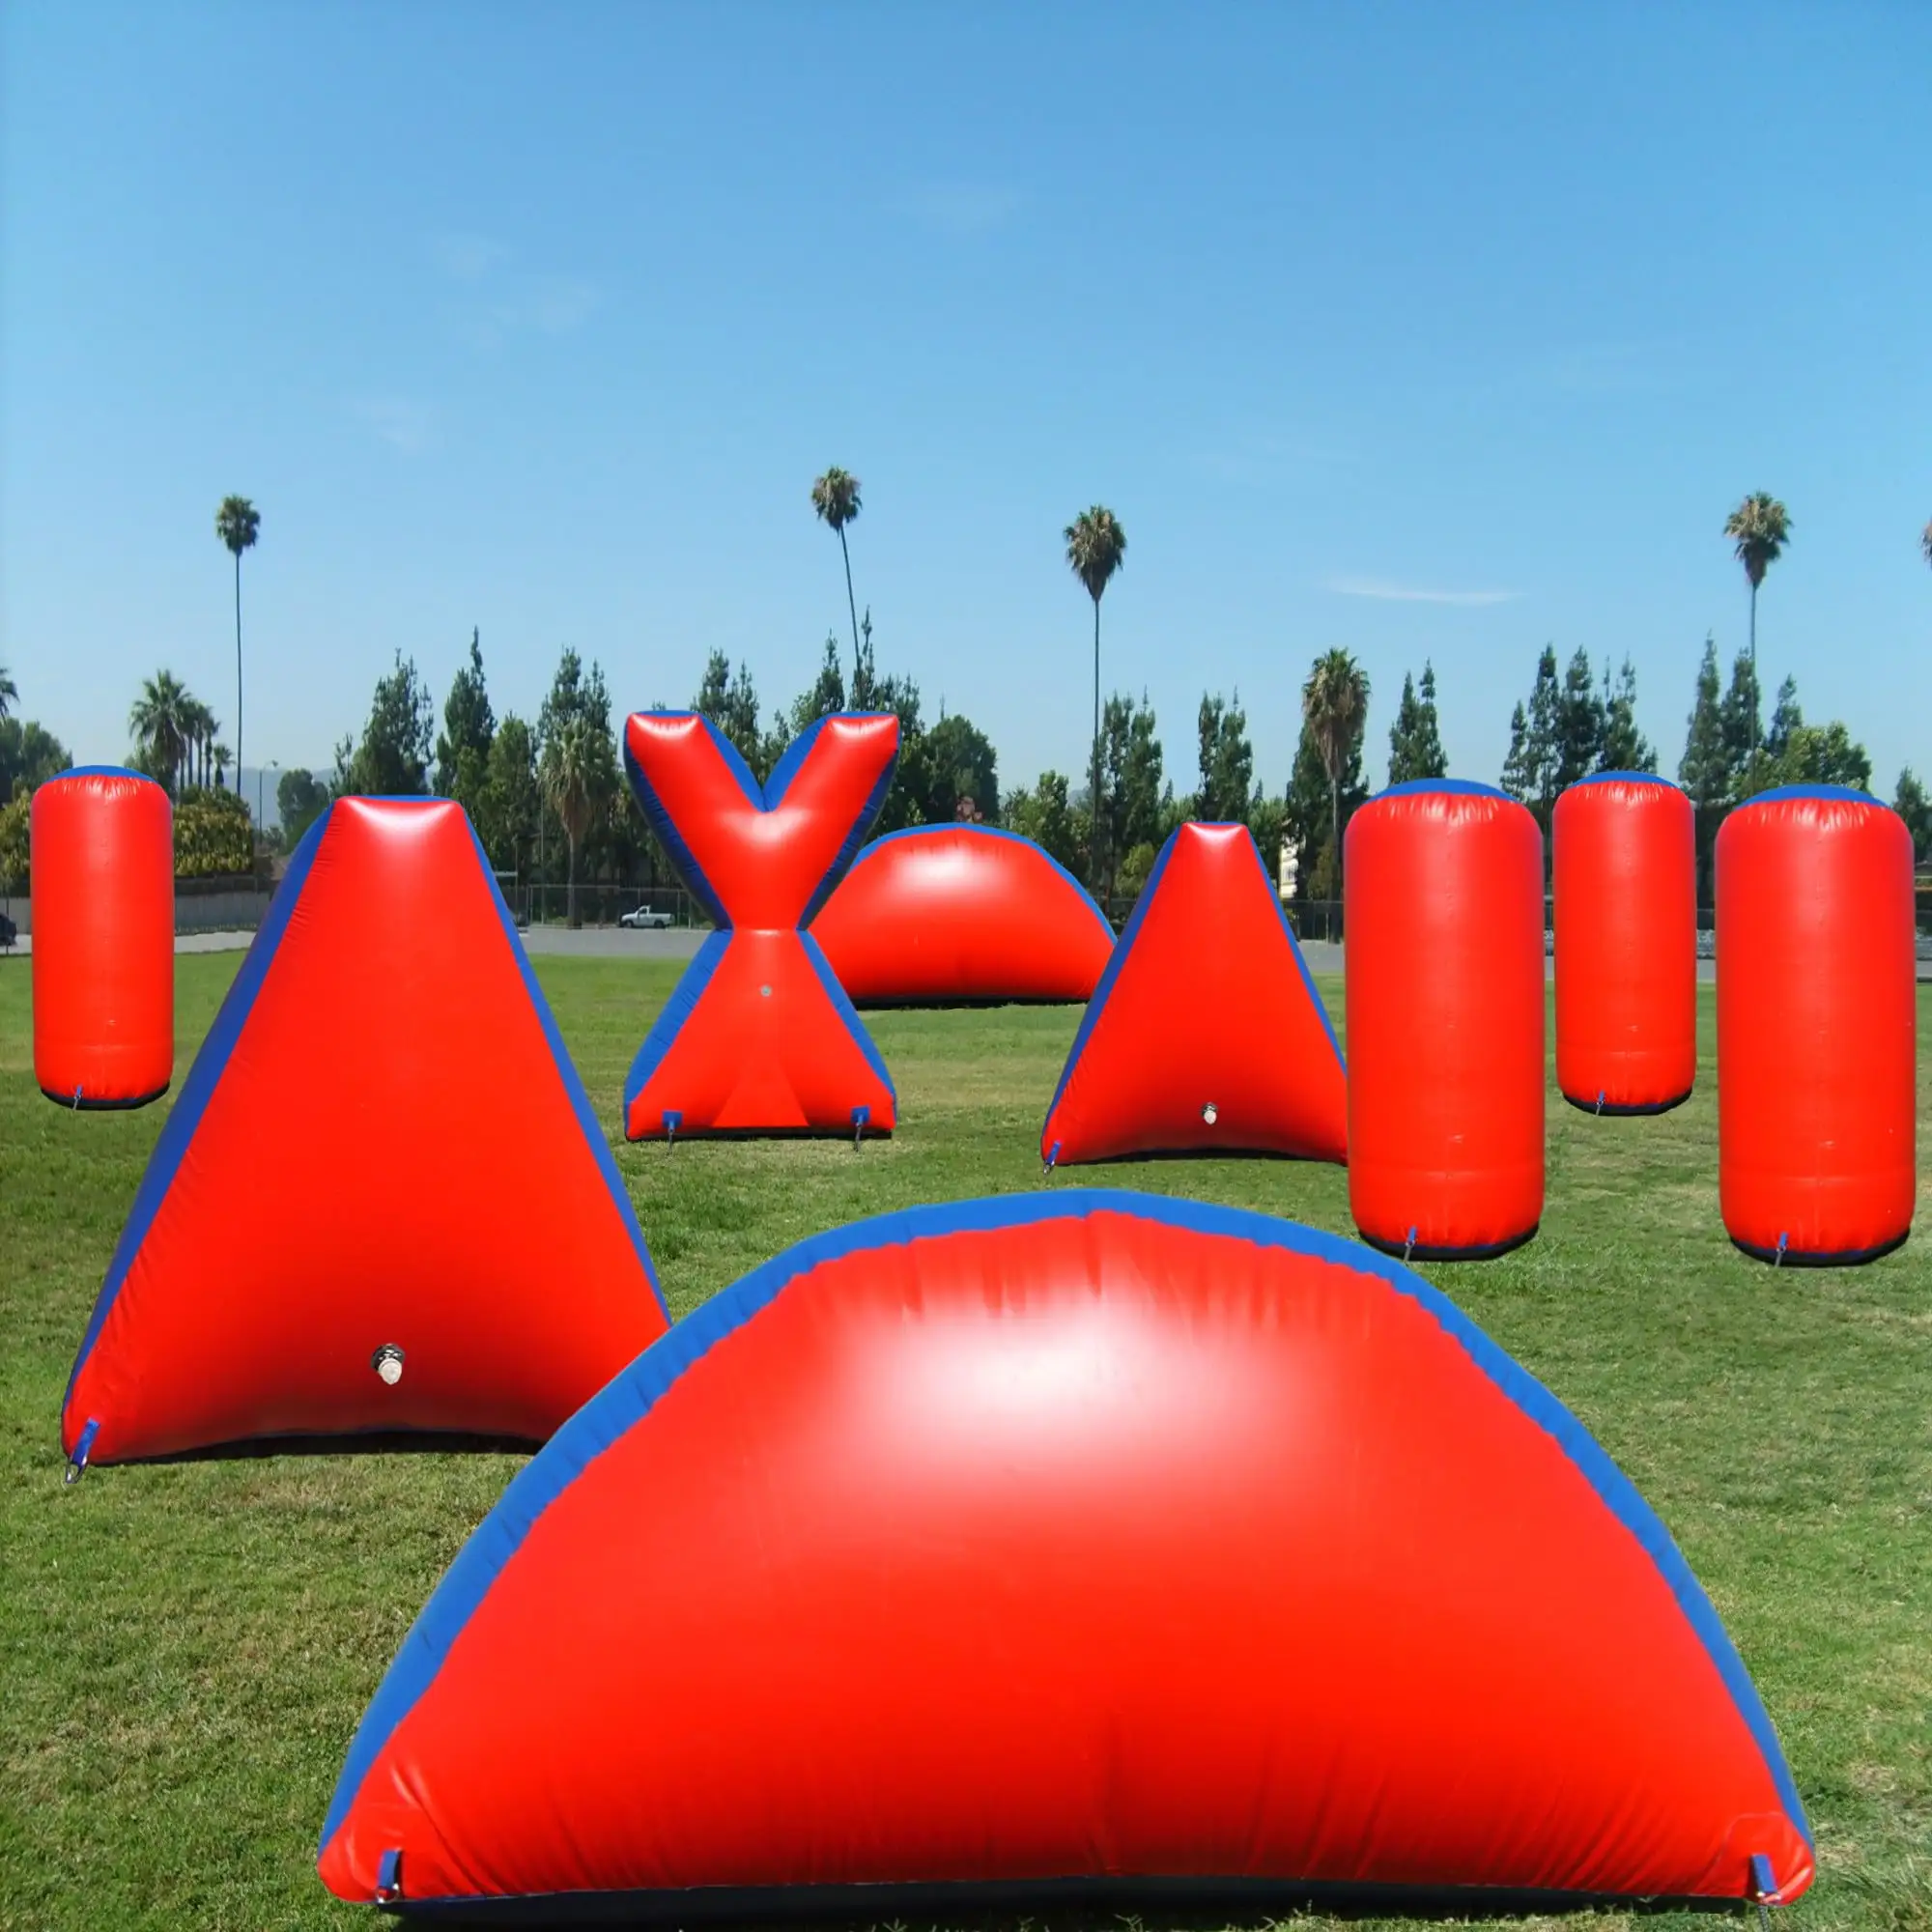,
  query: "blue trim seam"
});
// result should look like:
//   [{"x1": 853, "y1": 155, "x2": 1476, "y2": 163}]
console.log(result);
[
  {"x1": 318, "y1": 1190, "x2": 1808, "y2": 1863},
  {"x1": 621, "y1": 931, "x2": 731, "y2": 1119},
  {"x1": 61, "y1": 799, "x2": 338, "y2": 1417},
  {"x1": 1569, "y1": 772, "x2": 1679, "y2": 791},
  {"x1": 1373, "y1": 778, "x2": 1512, "y2": 802},
  {"x1": 464, "y1": 816, "x2": 667, "y2": 1319},
  {"x1": 1736, "y1": 783, "x2": 1878, "y2": 810},
  {"x1": 1041, "y1": 824, "x2": 1181, "y2": 1125},
  {"x1": 1042, "y1": 823, "x2": 1344, "y2": 1133}
]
